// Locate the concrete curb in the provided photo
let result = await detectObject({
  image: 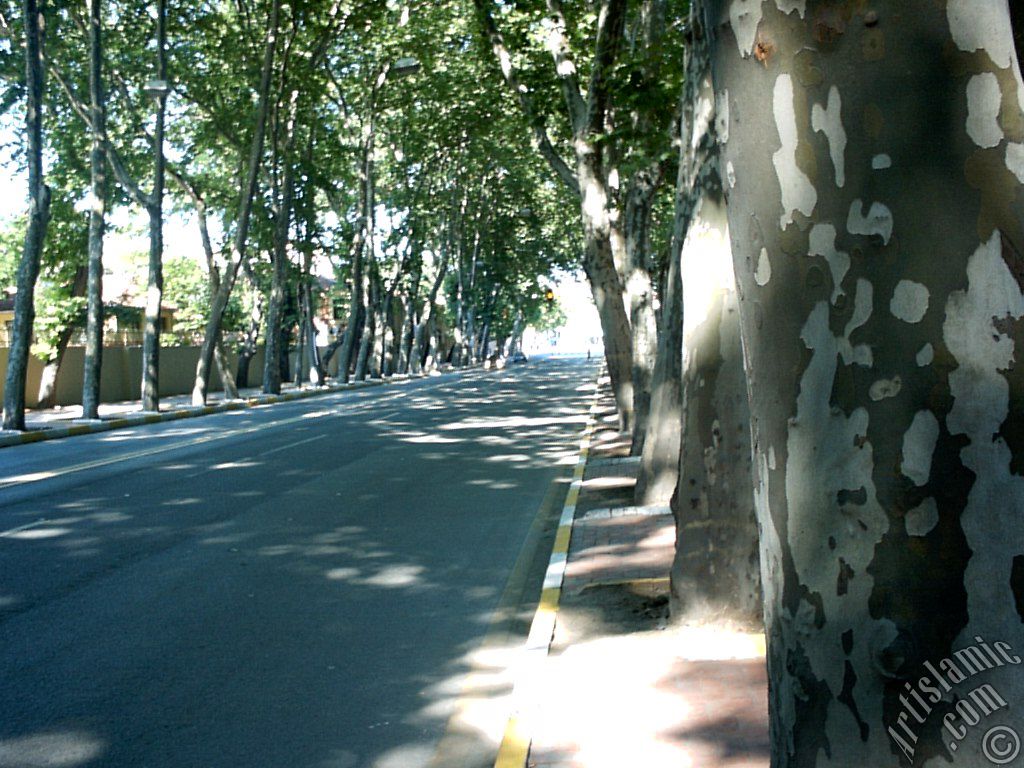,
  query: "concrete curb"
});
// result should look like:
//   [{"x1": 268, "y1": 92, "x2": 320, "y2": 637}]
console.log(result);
[
  {"x1": 0, "y1": 366, "x2": 483, "y2": 451},
  {"x1": 493, "y1": 370, "x2": 606, "y2": 768}
]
